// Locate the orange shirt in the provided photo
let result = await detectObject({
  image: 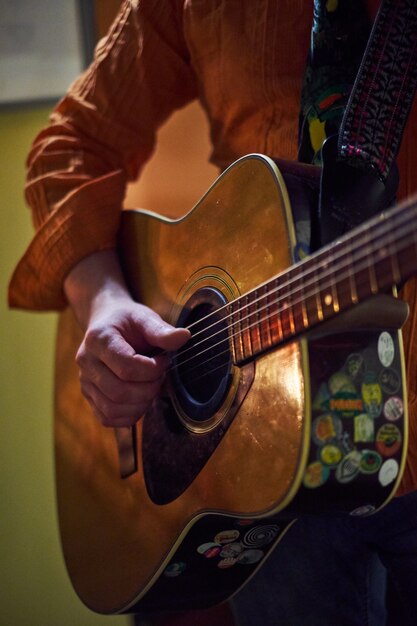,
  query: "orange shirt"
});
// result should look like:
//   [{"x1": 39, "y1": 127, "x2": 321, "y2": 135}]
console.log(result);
[{"x1": 8, "y1": 0, "x2": 417, "y2": 493}]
